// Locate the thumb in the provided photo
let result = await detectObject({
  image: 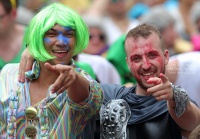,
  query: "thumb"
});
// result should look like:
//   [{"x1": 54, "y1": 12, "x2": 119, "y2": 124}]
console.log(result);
[{"x1": 44, "y1": 62, "x2": 60, "y2": 75}]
